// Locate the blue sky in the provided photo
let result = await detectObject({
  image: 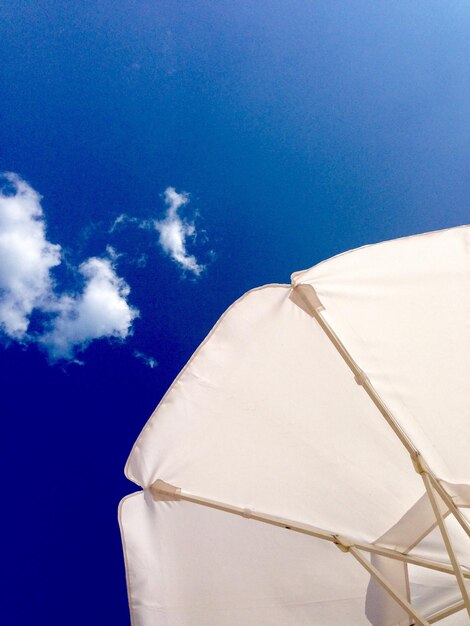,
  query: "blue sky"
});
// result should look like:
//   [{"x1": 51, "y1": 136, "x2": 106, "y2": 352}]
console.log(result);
[{"x1": 1, "y1": 2, "x2": 469, "y2": 624}]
